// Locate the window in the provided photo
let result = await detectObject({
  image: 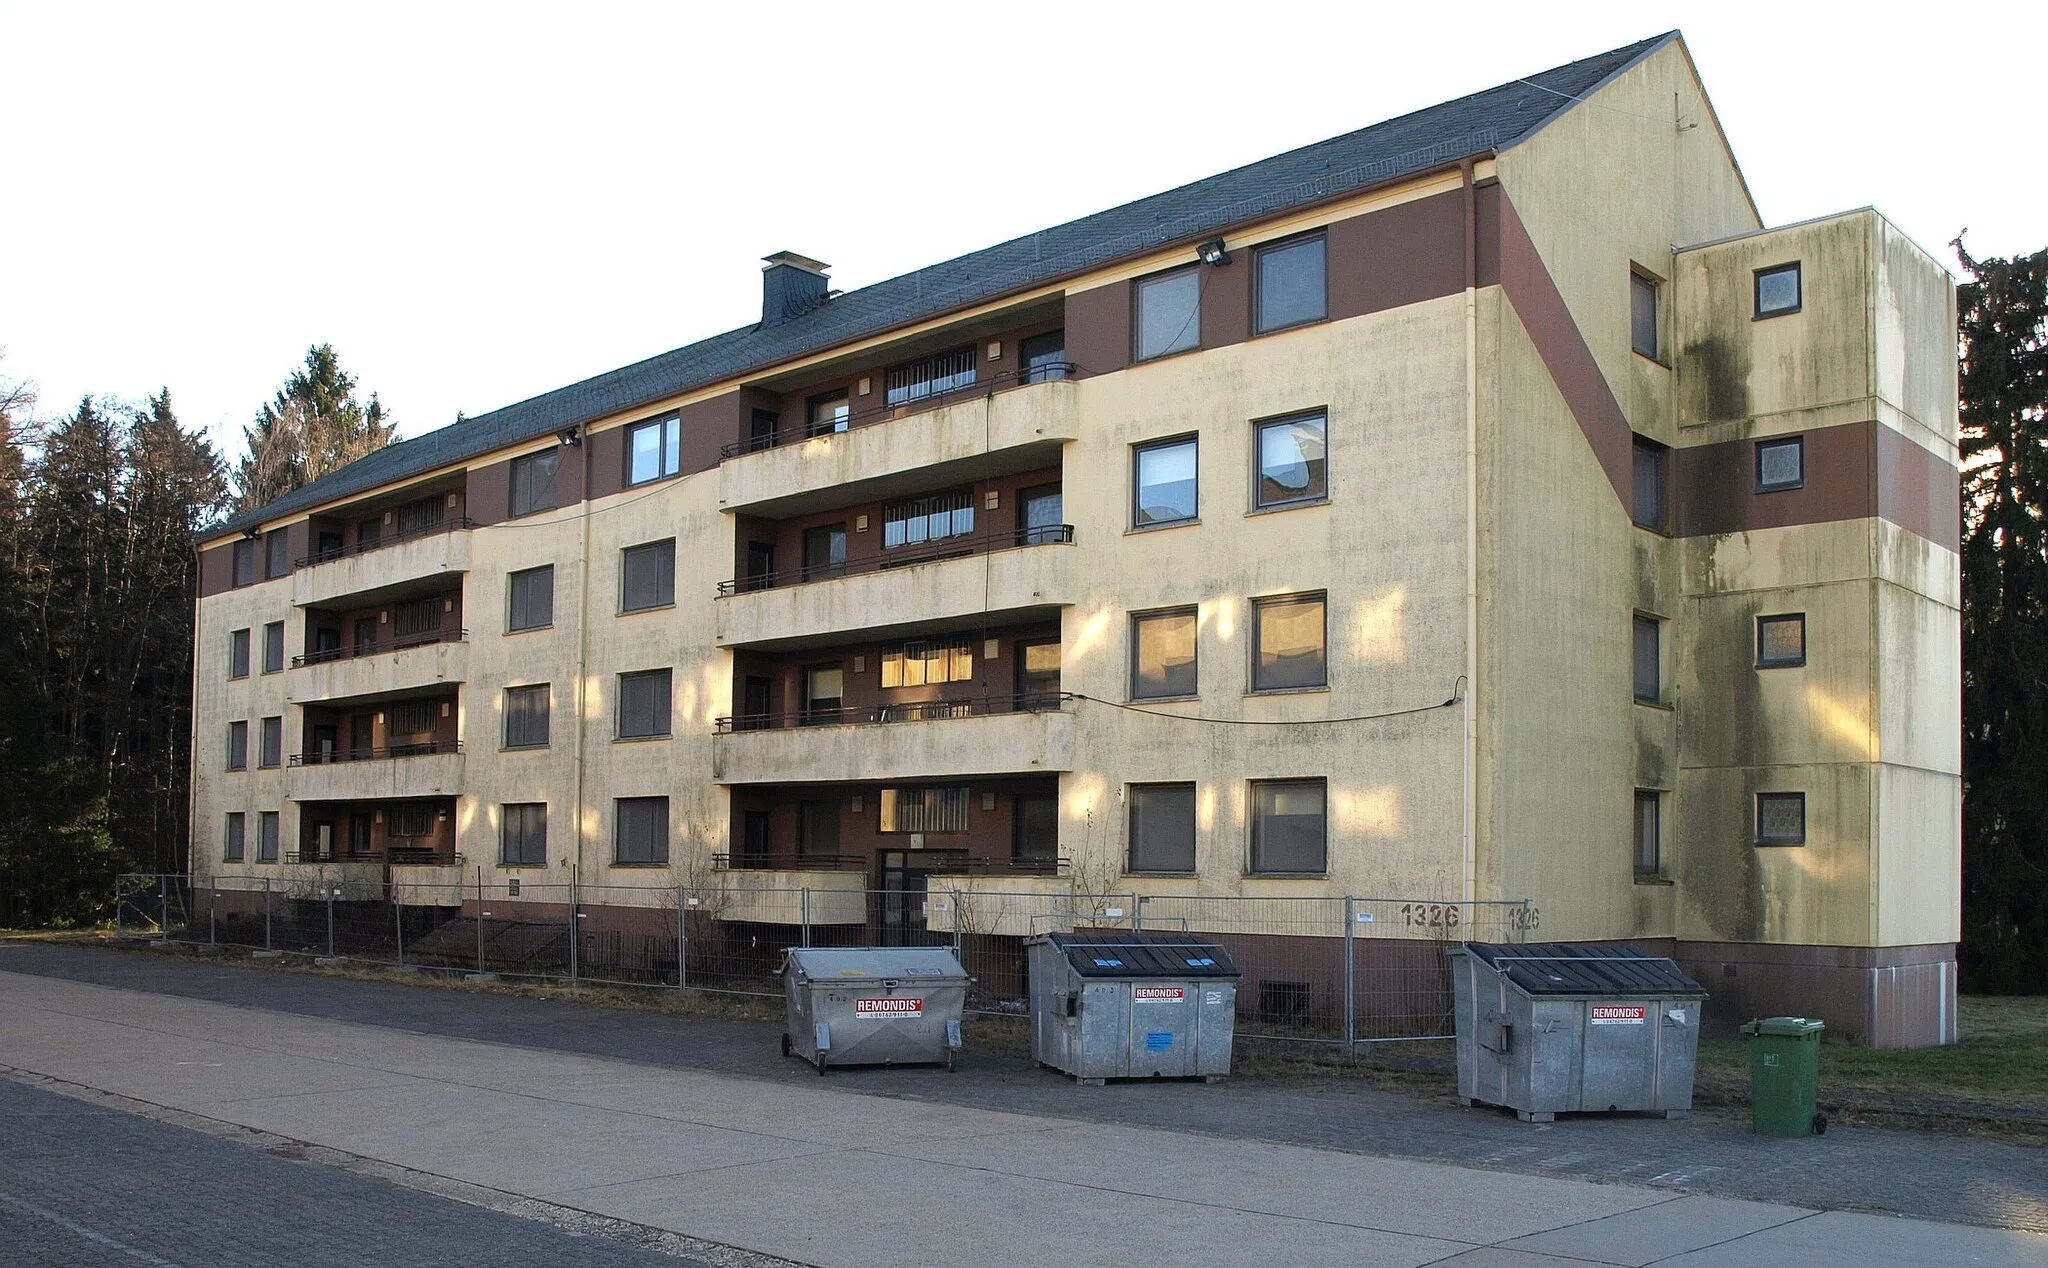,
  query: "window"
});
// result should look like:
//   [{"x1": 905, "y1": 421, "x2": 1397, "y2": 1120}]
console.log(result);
[
  {"x1": 1756, "y1": 792, "x2": 1806, "y2": 845},
  {"x1": 620, "y1": 539, "x2": 675, "y2": 612},
  {"x1": 261, "y1": 621, "x2": 285, "y2": 674},
  {"x1": 507, "y1": 565, "x2": 554, "y2": 632},
  {"x1": 1132, "y1": 436, "x2": 1198, "y2": 527},
  {"x1": 879, "y1": 786, "x2": 970, "y2": 833},
  {"x1": 392, "y1": 803, "x2": 436, "y2": 838},
  {"x1": 390, "y1": 700, "x2": 436, "y2": 738},
  {"x1": 229, "y1": 628, "x2": 250, "y2": 679},
  {"x1": 258, "y1": 716, "x2": 282, "y2": 768},
  {"x1": 1014, "y1": 793, "x2": 1059, "y2": 864},
  {"x1": 1631, "y1": 436, "x2": 1667, "y2": 531},
  {"x1": 504, "y1": 684, "x2": 550, "y2": 748},
  {"x1": 502, "y1": 803, "x2": 547, "y2": 867},
  {"x1": 883, "y1": 491, "x2": 974, "y2": 550},
  {"x1": 1128, "y1": 783, "x2": 1196, "y2": 874},
  {"x1": 265, "y1": 529, "x2": 290, "y2": 578},
  {"x1": 885, "y1": 346, "x2": 976, "y2": 407},
  {"x1": 257, "y1": 811, "x2": 279, "y2": 862},
  {"x1": 1254, "y1": 234, "x2": 1327, "y2": 333},
  {"x1": 799, "y1": 801, "x2": 840, "y2": 859},
  {"x1": 1131, "y1": 608, "x2": 1198, "y2": 700},
  {"x1": 1755, "y1": 436, "x2": 1804, "y2": 492},
  {"x1": 394, "y1": 597, "x2": 440, "y2": 641},
  {"x1": 614, "y1": 796, "x2": 669, "y2": 865},
  {"x1": 1755, "y1": 262, "x2": 1802, "y2": 318},
  {"x1": 1135, "y1": 267, "x2": 1200, "y2": 360},
  {"x1": 801, "y1": 665, "x2": 844, "y2": 723},
  {"x1": 232, "y1": 539, "x2": 255, "y2": 587},
  {"x1": 1254, "y1": 412, "x2": 1327, "y2": 509},
  {"x1": 227, "y1": 721, "x2": 248, "y2": 770},
  {"x1": 1020, "y1": 331, "x2": 1067, "y2": 384},
  {"x1": 1634, "y1": 791, "x2": 1661, "y2": 877},
  {"x1": 1757, "y1": 614, "x2": 1807, "y2": 668},
  {"x1": 806, "y1": 390, "x2": 849, "y2": 437},
  {"x1": 1630, "y1": 271, "x2": 1659, "y2": 359},
  {"x1": 803, "y1": 524, "x2": 846, "y2": 580},
  {"x1": 1250, "y1": 778, "x2": 1327, "y2": 874},
  {"x1": 616, "y1": 669, "x2": 672, "y2": 739},
  {"x1": 1251, "y1": 593, "x2": 1327, "y2": 692},
  {"x1": 881, "y1": 639, "x2": 972, "y2": 688},
  {"x1": 510, "y1": 448, "x2": 559, "y2": 516},
  {"x1": 1633, "y1": 615, "x2": 1661, "y2": 704},
  {"x1": 224, "y1": 813, "x2": 246, "y2": 863},
  {"x1": 626, "y1": 415, "x2": 681, "y2": 487}
]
